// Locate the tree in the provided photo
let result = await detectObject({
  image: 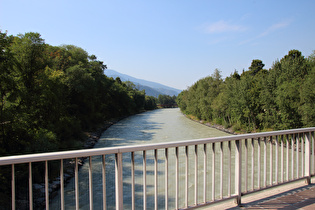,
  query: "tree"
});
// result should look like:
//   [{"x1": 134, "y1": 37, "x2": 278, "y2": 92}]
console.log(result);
[
  {"x1": 158, "y1": 94, "x2": 177, "y2": 108},
  {"x1": 0, "y1": 31, "x2": 16, "y2": 154},
  {"x1": 299, "y1": 52, "x2": 315, "y2": 127},
  {"x1": 248, "y1": 59, "x2": 265, "y2": 76}
]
